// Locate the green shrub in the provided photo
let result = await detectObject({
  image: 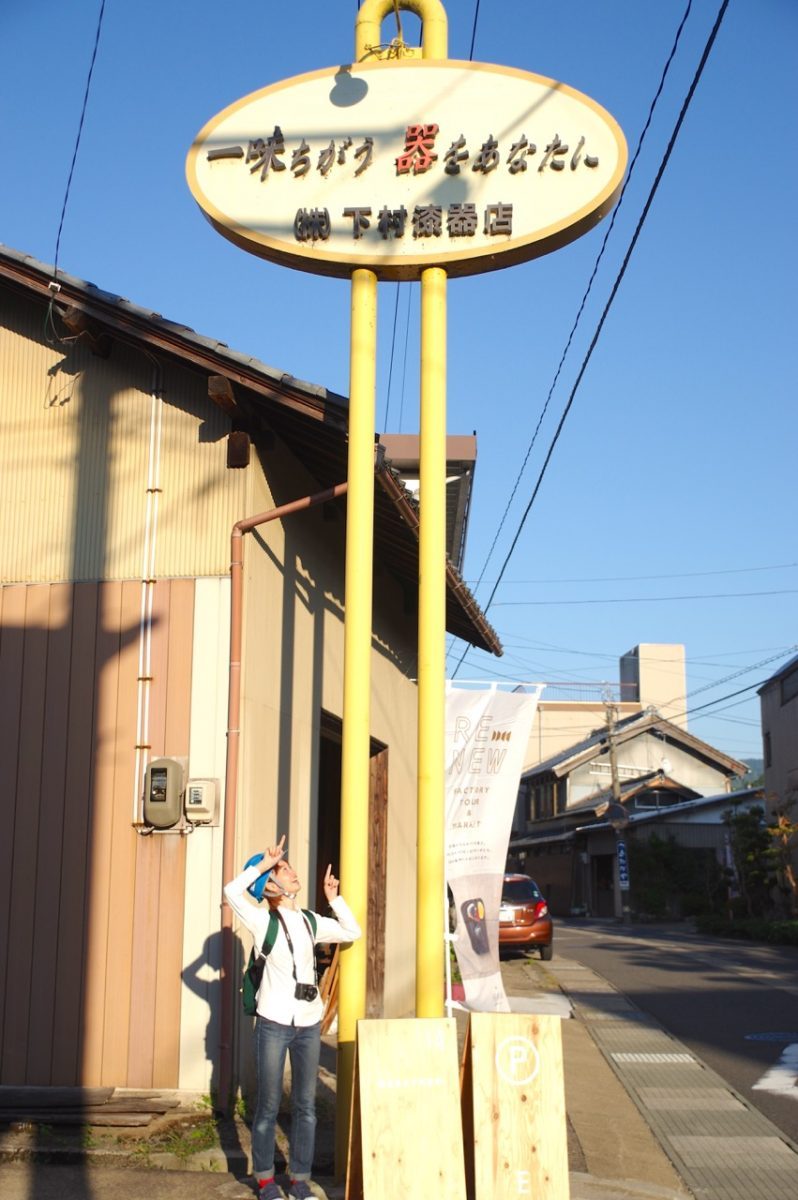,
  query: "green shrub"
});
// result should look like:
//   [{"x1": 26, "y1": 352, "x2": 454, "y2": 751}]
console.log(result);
[{"x1": 694, "y1": 914, "x2": 798, "y2": 945}]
